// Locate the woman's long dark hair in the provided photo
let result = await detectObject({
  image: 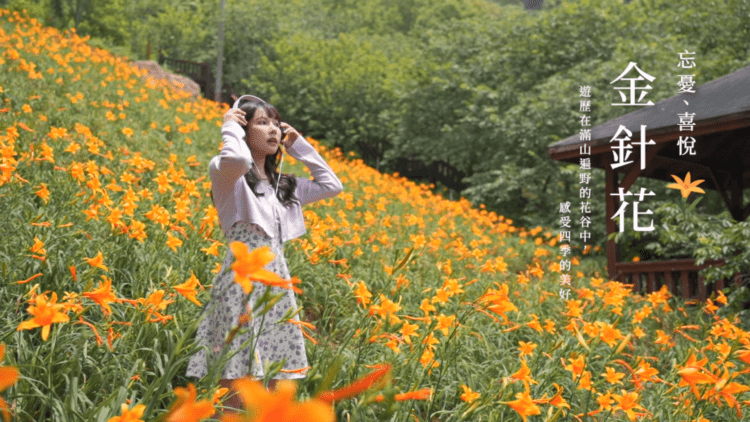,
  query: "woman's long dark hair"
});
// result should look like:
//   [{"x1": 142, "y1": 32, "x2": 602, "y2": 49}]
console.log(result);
[{"x1": 238, "y1": 100, "x2": 299, "y2": 207}]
